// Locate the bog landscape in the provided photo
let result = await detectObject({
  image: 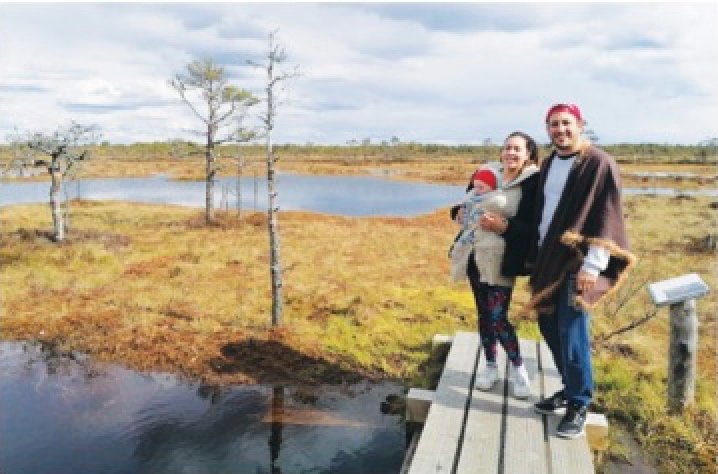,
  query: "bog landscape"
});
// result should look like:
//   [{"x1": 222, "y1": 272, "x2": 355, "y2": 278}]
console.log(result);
[
  {"x1": 2, "y1": 2, "x2": 717, "y2": 473},
  {"x1": 1, "y1": 140, "x2": 716, "y2": 474}
]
